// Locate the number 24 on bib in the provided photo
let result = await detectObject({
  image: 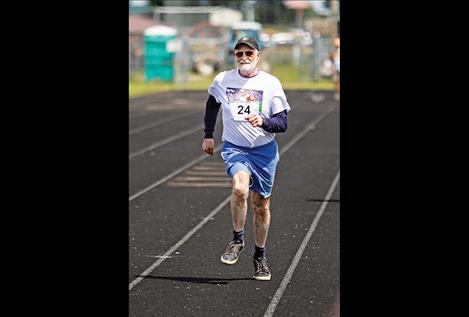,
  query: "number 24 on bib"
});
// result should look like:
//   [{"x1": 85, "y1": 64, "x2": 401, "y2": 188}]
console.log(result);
[{"x1": 230, "y1": 101, "x2": 259, "y2": 121}]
